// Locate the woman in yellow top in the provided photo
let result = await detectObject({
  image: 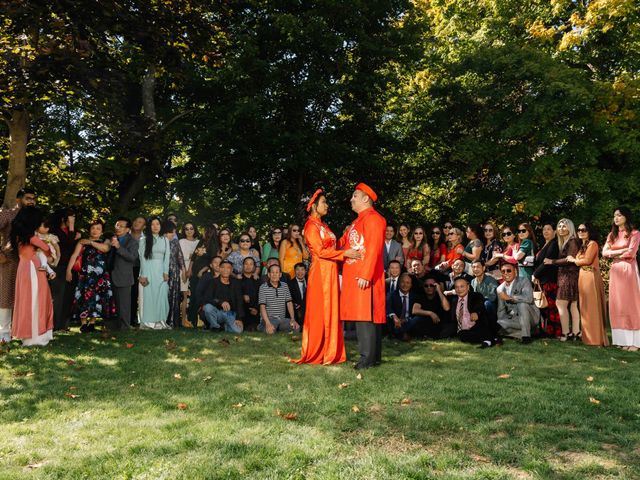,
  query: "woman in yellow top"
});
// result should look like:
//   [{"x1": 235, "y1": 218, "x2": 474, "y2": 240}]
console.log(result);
[{"x1": 279, "y1": 223, "x2": 309, "y2": 278}]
